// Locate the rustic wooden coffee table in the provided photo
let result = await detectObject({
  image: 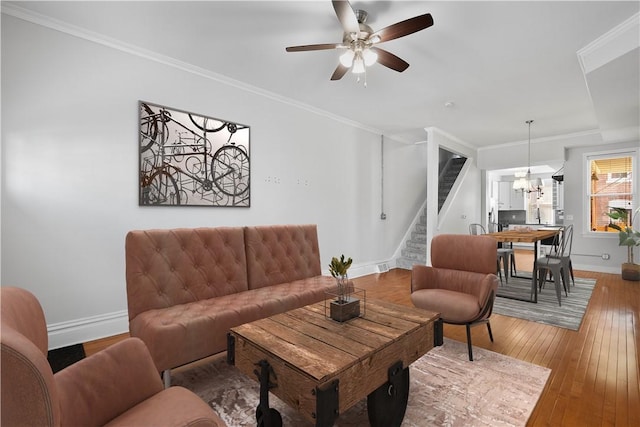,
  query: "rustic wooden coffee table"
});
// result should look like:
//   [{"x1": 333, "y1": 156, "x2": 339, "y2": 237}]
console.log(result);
[{"x1": 227, "y1": 299, "x2": 441, "y2": 427}]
